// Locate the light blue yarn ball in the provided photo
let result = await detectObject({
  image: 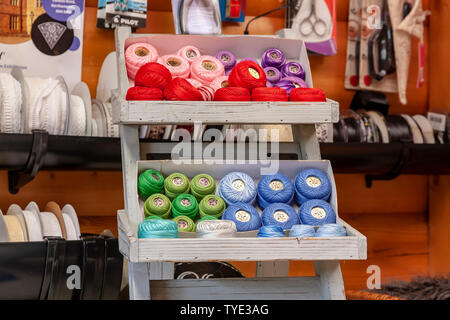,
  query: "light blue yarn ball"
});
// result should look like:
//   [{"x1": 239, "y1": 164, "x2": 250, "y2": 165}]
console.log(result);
[
  {"x1": 289, "y1": 224, "x2": 316, "y2": 237},
  {"x1": 257, "y1": 173, "x2": 294, "y2": 209},
  {"x1": 138, "y1": 219, "x2": 179, "y2": 239},
  {"x1": 316, "y1": 224, "x2": 347, "y2": 237},
  {"x1": 218, "y1": 172, "x2": 257, "y2": 206},
  {"x1": 261, "y1": 202, "x2": 299, "y2": 230},
  {"x1": 257, "y1": 225, "x2": 285, "y2": 238},
  {"x1": 222, "y1": 202, "x2": 261, "y2": 232}
]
